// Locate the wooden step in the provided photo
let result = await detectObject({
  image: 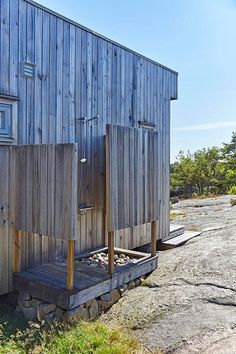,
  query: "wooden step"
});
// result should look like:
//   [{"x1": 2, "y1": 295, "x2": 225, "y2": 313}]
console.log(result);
[
  {"x1": 159, "y1": 230, "x2": 201, "y2": 250},
  {"x1": 166, "y1": 224, "x2": 185, "y2": 241}
]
